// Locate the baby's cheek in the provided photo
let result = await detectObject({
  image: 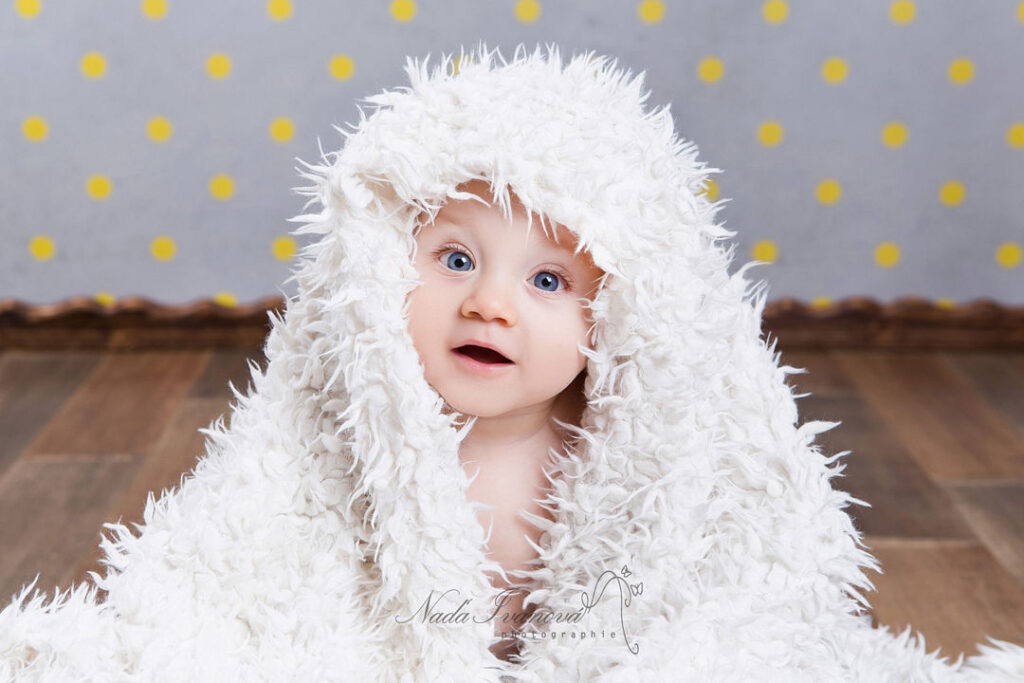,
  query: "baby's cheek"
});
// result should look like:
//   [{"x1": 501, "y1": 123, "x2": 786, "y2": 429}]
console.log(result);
[{"x1": 558, "y1": 333, "x2": 590, "y2": 376}]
